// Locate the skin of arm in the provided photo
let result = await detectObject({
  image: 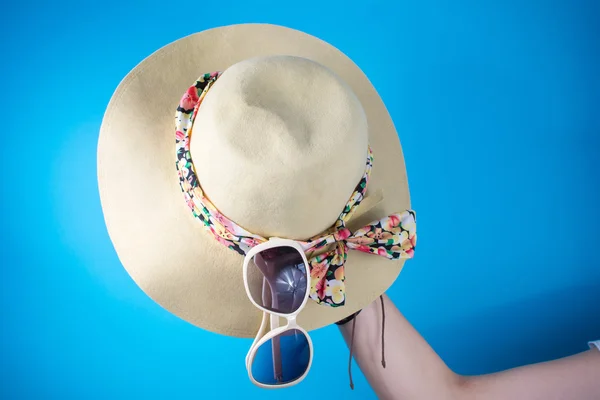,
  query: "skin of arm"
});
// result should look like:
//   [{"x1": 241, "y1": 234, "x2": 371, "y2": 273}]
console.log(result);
[{"x1": 338, "y1": 294, "x2": 600, "y2": 400}]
